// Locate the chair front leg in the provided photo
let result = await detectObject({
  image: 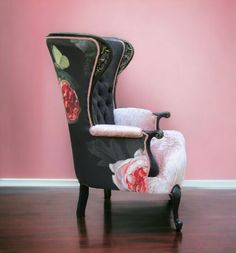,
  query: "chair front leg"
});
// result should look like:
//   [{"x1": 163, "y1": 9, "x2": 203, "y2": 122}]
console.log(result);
[
  {"x1": 77, "y1": 185, "x2": 89, "y2": 218},
  {"x1": 169, "y1": 185, "x2": 183, "y2": 232}
]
